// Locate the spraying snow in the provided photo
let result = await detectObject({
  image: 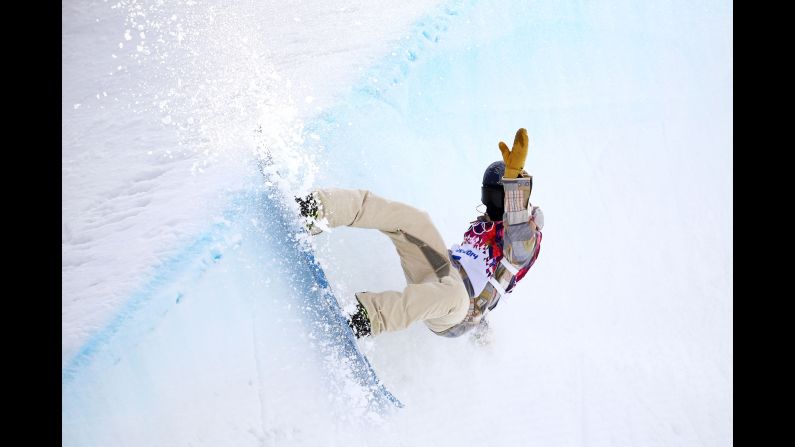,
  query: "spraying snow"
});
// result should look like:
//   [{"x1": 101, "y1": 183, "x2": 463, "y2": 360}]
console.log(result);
[{"x1": 63, "y1": 0, "x2": 732, "y2": 445}]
